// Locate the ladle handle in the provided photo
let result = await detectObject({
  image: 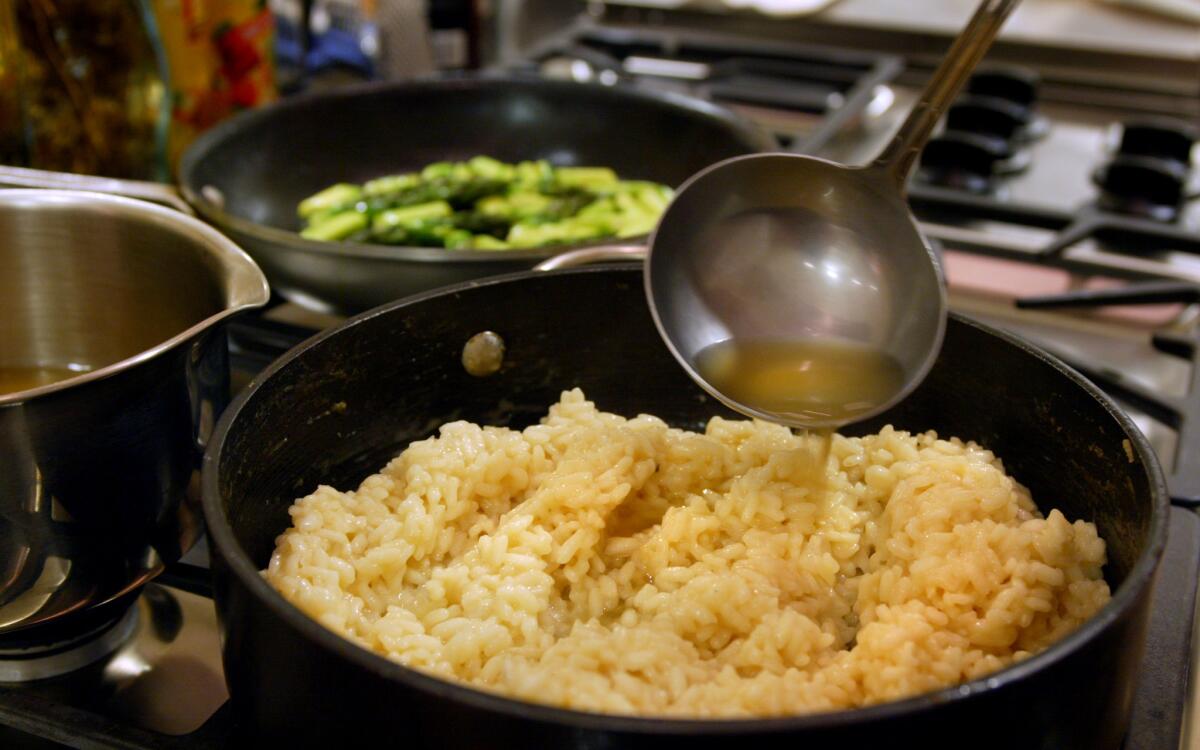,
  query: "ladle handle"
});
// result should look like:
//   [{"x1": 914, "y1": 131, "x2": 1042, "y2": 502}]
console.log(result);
[{"x1": 871, "y1": 0, "x2": 1022, "y2": 189}]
